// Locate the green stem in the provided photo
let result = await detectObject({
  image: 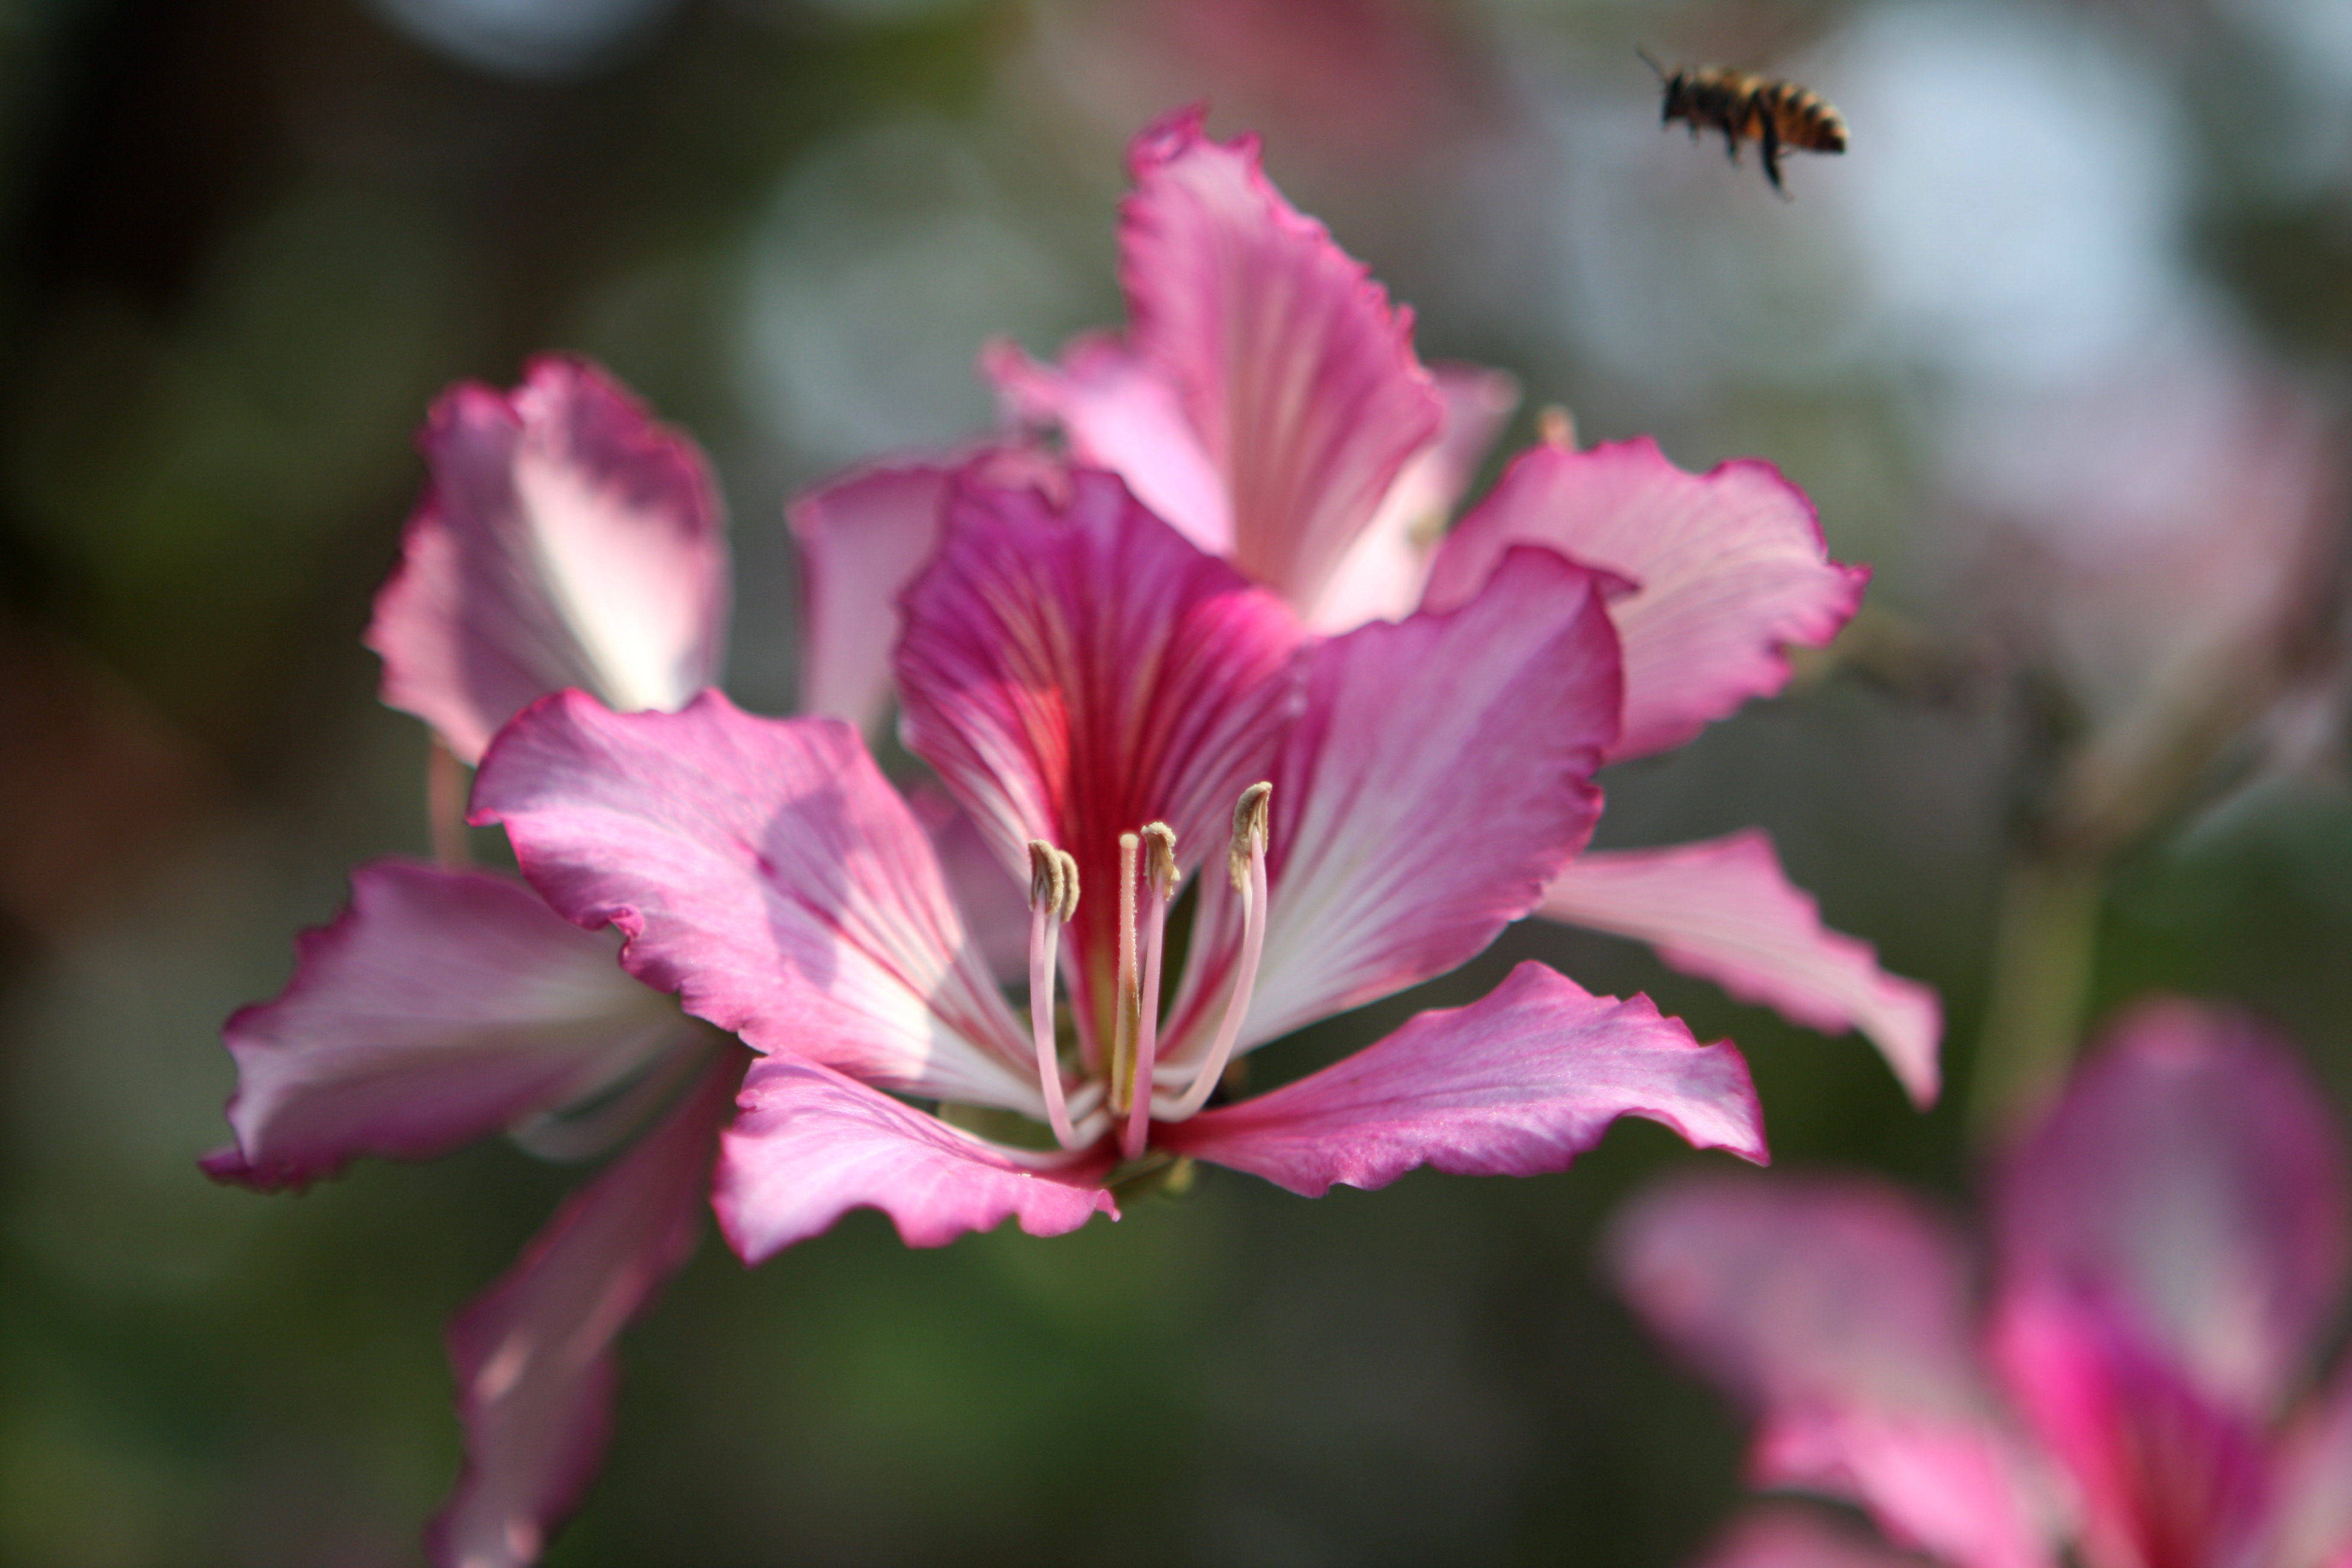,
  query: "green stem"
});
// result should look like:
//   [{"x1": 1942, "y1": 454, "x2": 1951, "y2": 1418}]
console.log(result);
[{"x1": 1967, "y1": 855, "x2": 2103, "y2": 1145}]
